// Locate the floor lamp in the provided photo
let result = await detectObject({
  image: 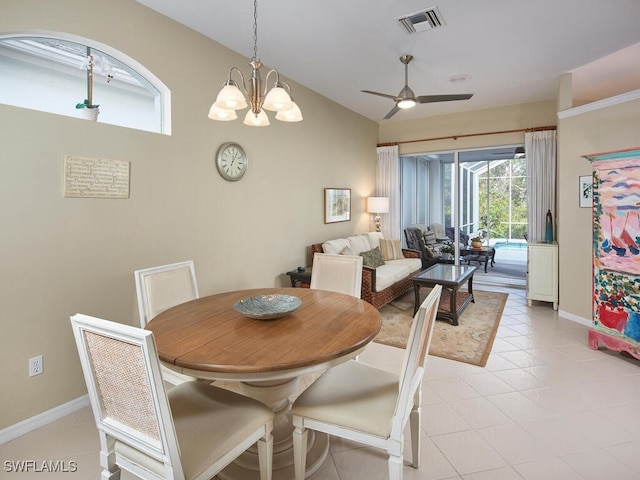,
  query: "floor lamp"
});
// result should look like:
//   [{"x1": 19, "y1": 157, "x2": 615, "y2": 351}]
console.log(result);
[{"x1": 367, "y1": 197, "x2": 389, "y2": 232}]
